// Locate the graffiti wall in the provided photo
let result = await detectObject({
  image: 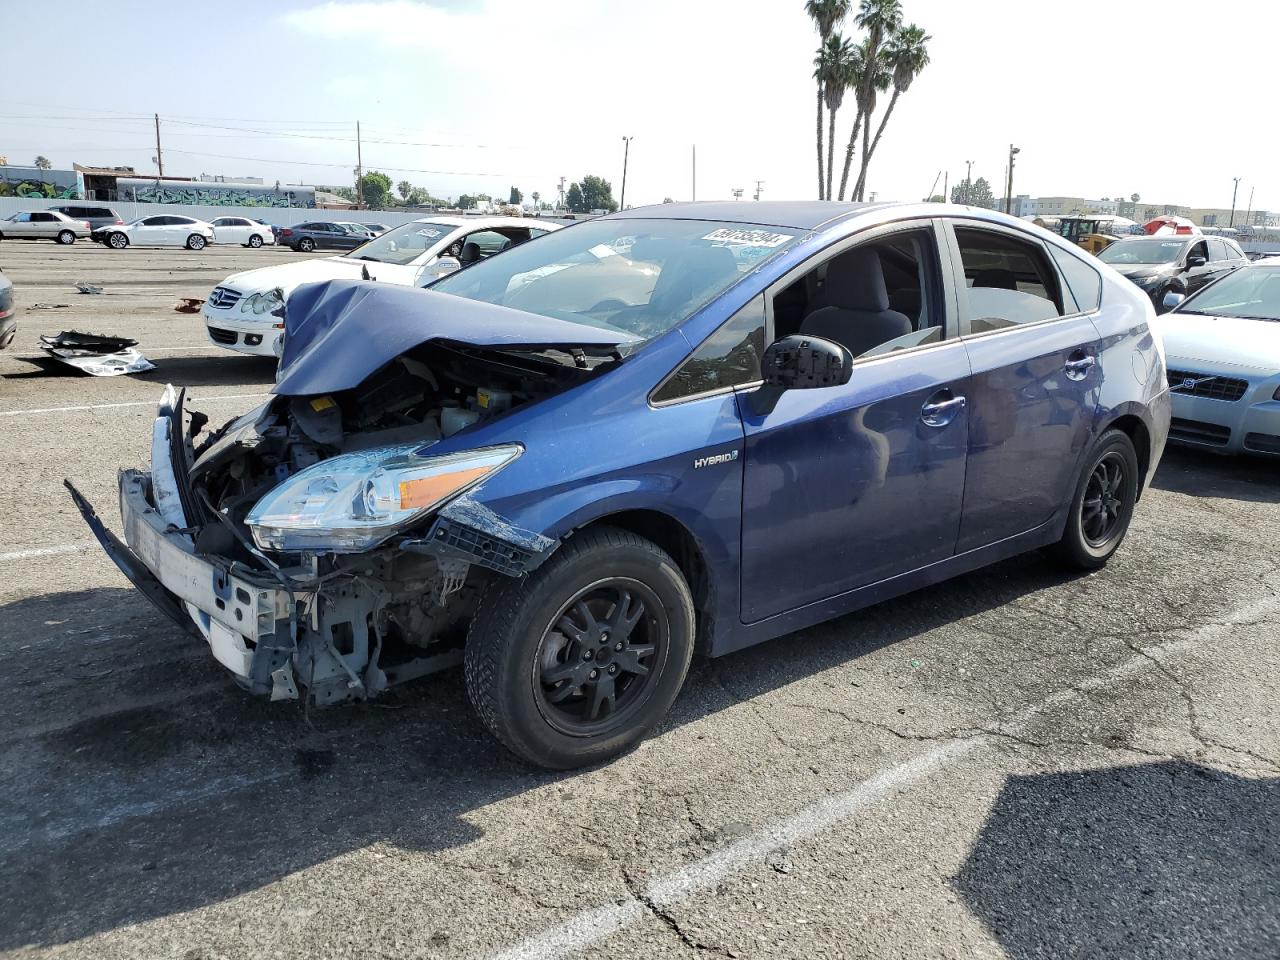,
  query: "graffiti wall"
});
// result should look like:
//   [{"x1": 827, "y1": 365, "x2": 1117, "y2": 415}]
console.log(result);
[
  {"x1": 0, "y1": 166, "x2": 82, "y2": 200},
  {"x1": 116, "y1": 178, "x2": 316, "y2": 208}
]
